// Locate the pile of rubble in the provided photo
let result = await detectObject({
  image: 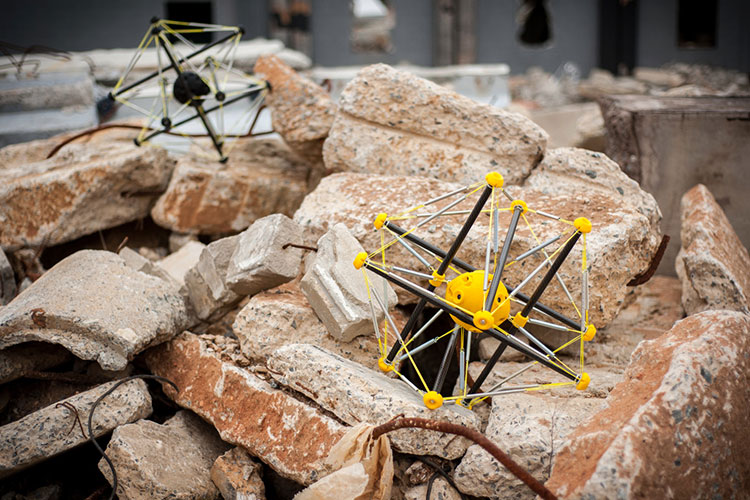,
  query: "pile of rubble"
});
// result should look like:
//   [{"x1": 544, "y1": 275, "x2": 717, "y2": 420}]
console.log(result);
[{"x1": 1, "y1": 55, "x2": 749, "y2": 499}]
